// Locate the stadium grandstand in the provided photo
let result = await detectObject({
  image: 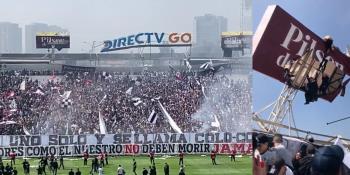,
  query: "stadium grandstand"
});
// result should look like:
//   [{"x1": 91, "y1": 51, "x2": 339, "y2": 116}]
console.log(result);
[{"x1": 0, "y1": 53, "x2": 252, "y2": 135}]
